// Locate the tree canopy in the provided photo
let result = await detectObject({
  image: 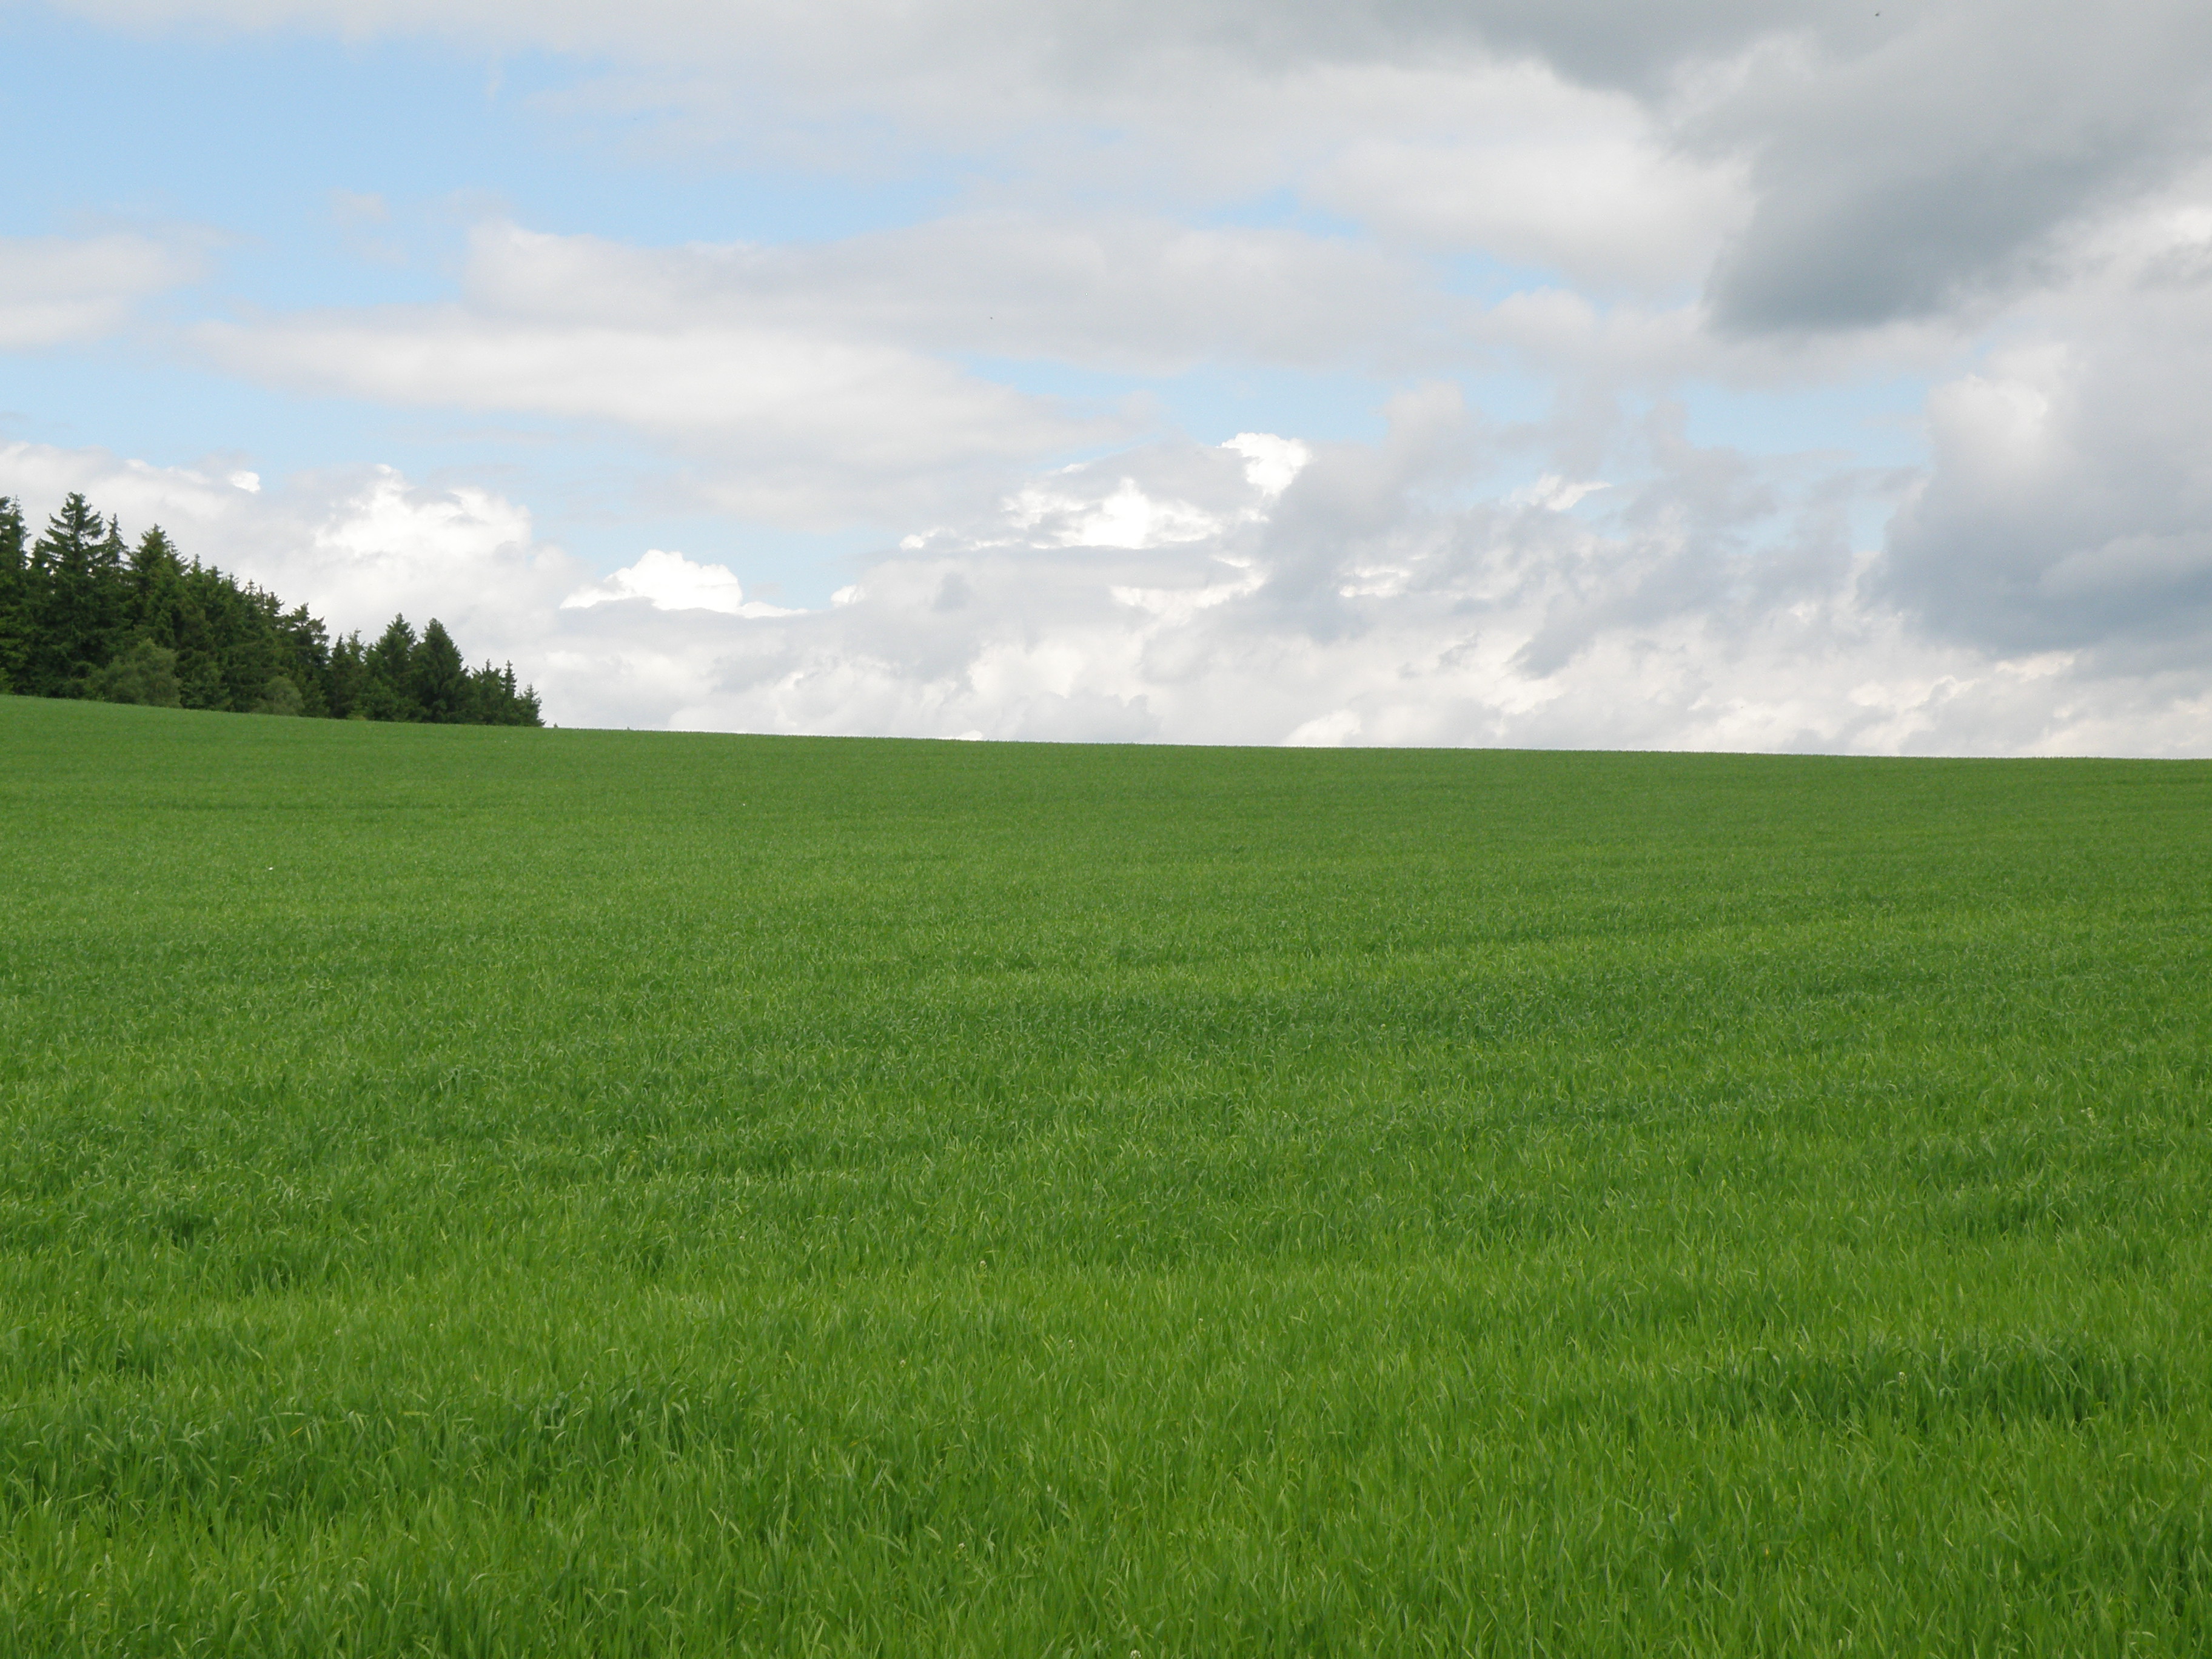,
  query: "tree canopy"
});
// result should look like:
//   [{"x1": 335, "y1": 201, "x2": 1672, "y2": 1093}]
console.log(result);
[{"x1": 0, "y1": 494, "x2": 541, "y2": 726}]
